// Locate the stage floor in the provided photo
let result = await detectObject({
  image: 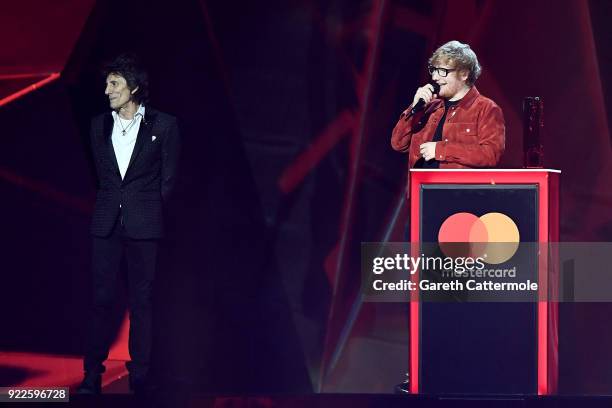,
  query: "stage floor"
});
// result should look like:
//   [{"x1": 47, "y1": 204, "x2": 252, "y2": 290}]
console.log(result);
[
  {"x1": 3, "y1": 352, "x2": 612, "y2": 407},
  {"x1": 67, "y1": 394, "x2": 612, "y2": 408}
]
